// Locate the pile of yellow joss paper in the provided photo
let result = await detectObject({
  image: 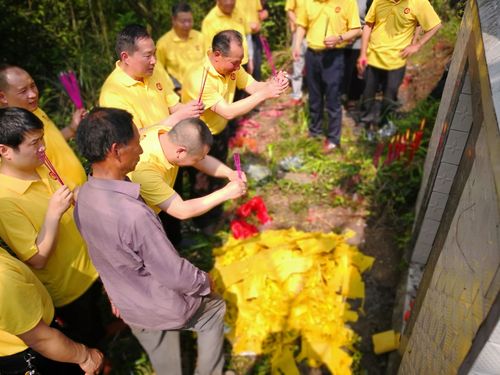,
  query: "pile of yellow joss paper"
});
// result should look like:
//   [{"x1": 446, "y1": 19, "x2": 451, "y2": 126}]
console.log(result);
[{"x1": 211, "y1": 228, "x2": 374, "y2": 374}]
